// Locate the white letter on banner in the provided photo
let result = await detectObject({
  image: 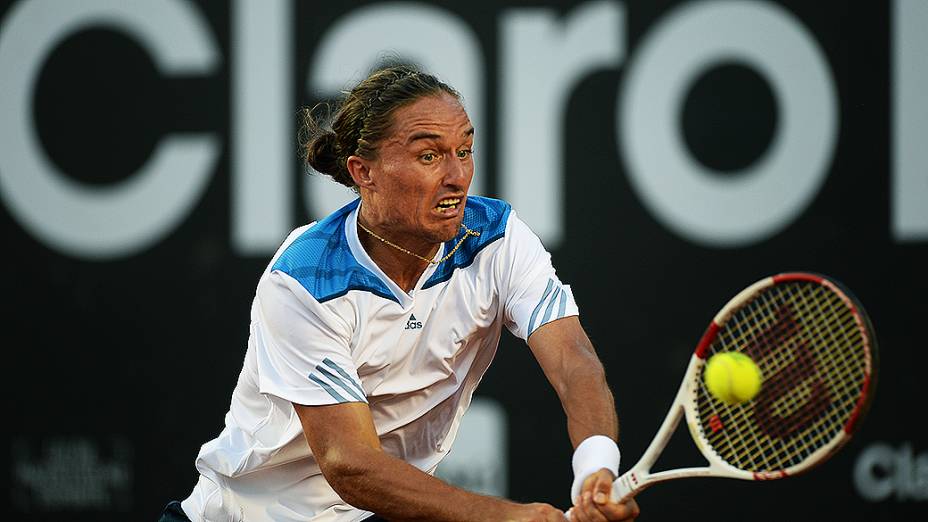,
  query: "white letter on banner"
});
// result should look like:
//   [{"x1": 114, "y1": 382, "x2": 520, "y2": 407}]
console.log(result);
[
  {"x1": 306, "y1": 2, "x2": 484, "y2": 220},
  {"x1": 500, "y1": 1, "x2": 624, "y2": 248},
  {"x1": 893, "y1": 0, "x2": 928, "y2": 242},
  {"x1": 232, "y1": 0, "x2": 292, "y2": 255},
  {"x1": 620, "y1": 1, "x2": 837, "y2": 247},
  {"x1": 853, "y1": 443, "x2": 896, "y2": 502},
  {"x1": 0, "y1": 0, "x2": 220, "y2": 259}
]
